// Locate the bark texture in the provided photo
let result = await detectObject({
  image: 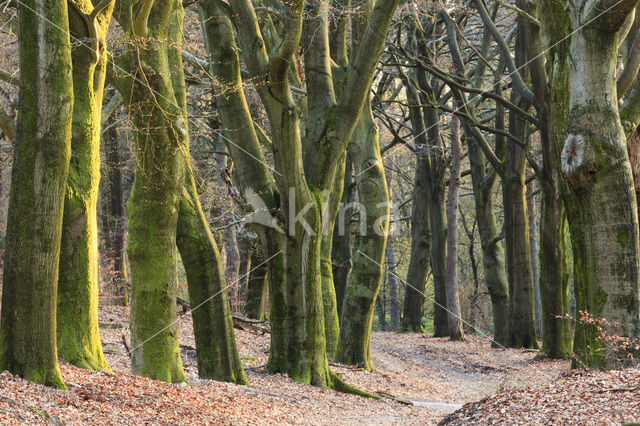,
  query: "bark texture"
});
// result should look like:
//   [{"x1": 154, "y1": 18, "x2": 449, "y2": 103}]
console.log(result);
[
  {"x1": 0, "y1": 0, "x2": 73, "y2": 389},
  {"x1": 57, "y1": 0, "x2": 113, "y2": 372},
  {"x1": 564, "y1": 1, "x2": 640, "y2": 368}
]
